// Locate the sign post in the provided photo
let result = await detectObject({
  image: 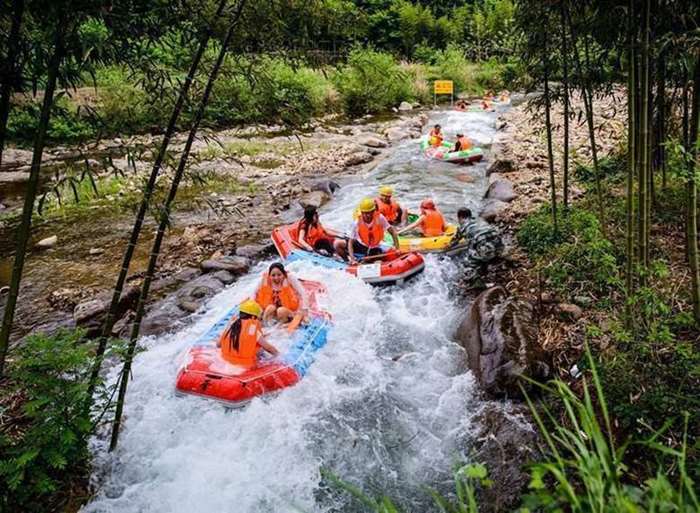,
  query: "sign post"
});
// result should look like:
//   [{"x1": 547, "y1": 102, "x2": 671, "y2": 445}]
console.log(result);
[{"x1": 433, "y1": 80, "x2": 454, "y2": 106}]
